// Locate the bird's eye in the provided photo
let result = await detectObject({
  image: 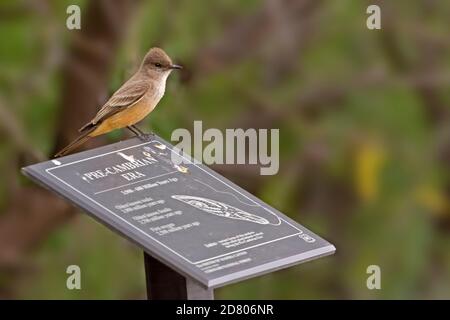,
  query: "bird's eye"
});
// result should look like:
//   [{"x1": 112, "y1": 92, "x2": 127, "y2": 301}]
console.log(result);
[{"x1": 154, "y1": 63, "x2": 162, "y2": 68}]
